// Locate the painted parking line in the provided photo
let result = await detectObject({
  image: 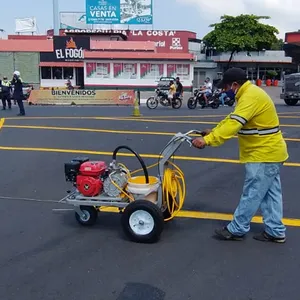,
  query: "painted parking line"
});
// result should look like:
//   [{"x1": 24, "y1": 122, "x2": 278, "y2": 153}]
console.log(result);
[
  {"x1": 0, "y1": 145, "x2": 299, "y2": 167},
  {"x1": 4, "y1": 124, "x2": 300, "y2": 143},
  {"x1": 1, "y1": 195, "x2": 299, "y2": 227},
  {"x1": 4, "y1": 116, "x2": 300, "y2": 128},
  {"x1": 100, "y1": 207, "x2": 300, "y2": 227},
  {"x1": 0, "y1": 118, "x2": 5, "y2": 130},
  {"x1": 278, "y1": 111, "x2": 300, "y2": 115}
]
